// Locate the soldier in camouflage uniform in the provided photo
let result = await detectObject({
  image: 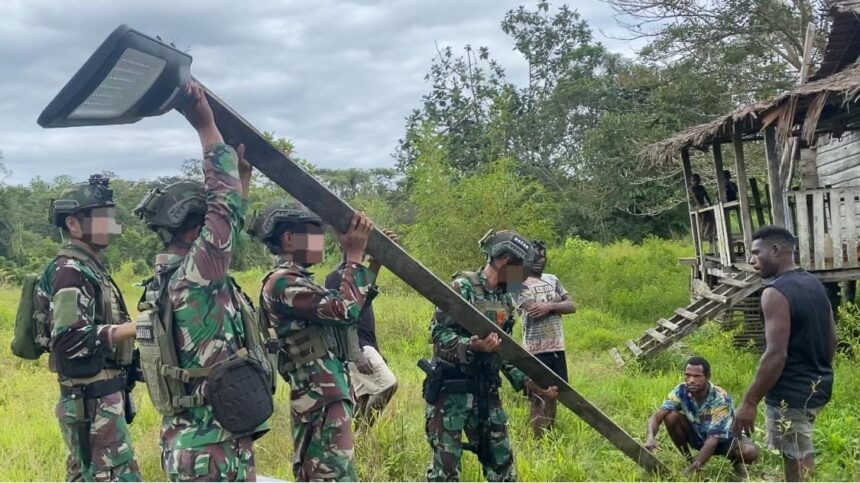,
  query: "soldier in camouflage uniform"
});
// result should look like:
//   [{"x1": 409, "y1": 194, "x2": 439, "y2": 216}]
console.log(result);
[
  {"x1": 134, "y1": 82, "x2": 261, "y2": 481},
  {"x1": 424, "y1": 230, "x2": 558, "y2": 482},
  {"x1": 248, "y1": 201, "x2": 376, "y2": 481},
  {"x1": 38, "y1": 175, "x2": 142, "y2": 481}
]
